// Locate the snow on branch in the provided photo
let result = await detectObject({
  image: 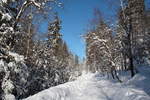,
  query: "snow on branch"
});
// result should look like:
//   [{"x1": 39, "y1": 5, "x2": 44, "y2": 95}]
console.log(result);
[{"x1": 14, "y1": 0, "x2": 51, "y2": 28}]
